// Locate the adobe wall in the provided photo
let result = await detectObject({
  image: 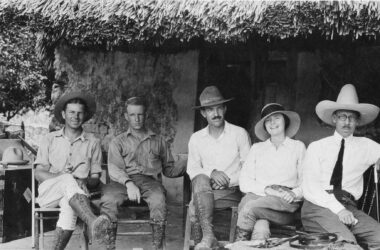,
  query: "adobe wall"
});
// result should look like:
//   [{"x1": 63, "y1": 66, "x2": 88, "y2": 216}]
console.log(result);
[{"x1": 54, "y1": 45, "x2": 199, "y2": 204}]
